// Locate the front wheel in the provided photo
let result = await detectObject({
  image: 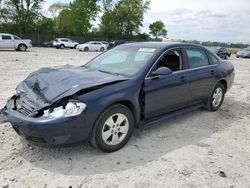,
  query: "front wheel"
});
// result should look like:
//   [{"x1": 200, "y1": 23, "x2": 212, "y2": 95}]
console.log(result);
[
  {"x1": 100, "y1": 47, "x2": 105, "y2": 52},
  {"x1": 91, "y1": 104, "x2": 134, "y2": 152},
  {"x1": 18, "y1": 44, "x2": 27, "y2": 52},
  {"x1": 205, "y1": 83, "x2": 225, "y2": 111}
]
